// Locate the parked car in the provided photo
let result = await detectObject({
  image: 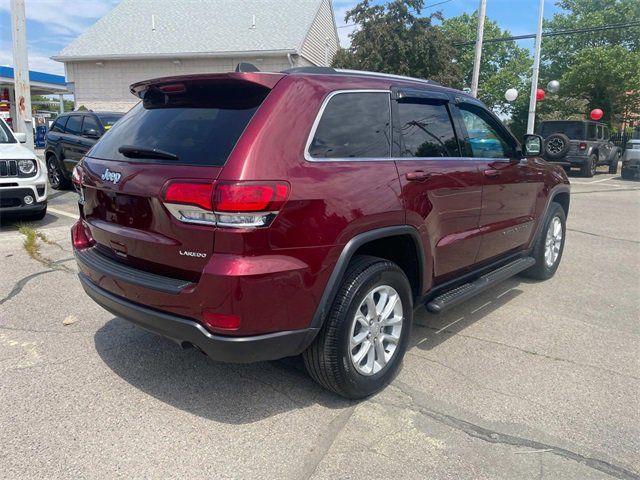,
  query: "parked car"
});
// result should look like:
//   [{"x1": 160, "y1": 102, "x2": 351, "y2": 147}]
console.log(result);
[
  {"x1": 44, "y1": 111, "x2": 123, "y2": 189},
  {"x1": 538, "y1": 120, "x2": 620, "y2": 177},
  {"x1": 0, "y1": 118, "x2": 48, "y2": 220},
  {"x1": 72, "y1": 67, "x2": 570, "y2": 399},
  {"x1": 621, "y1": 139, "x2": 640, "y2": 180}
]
